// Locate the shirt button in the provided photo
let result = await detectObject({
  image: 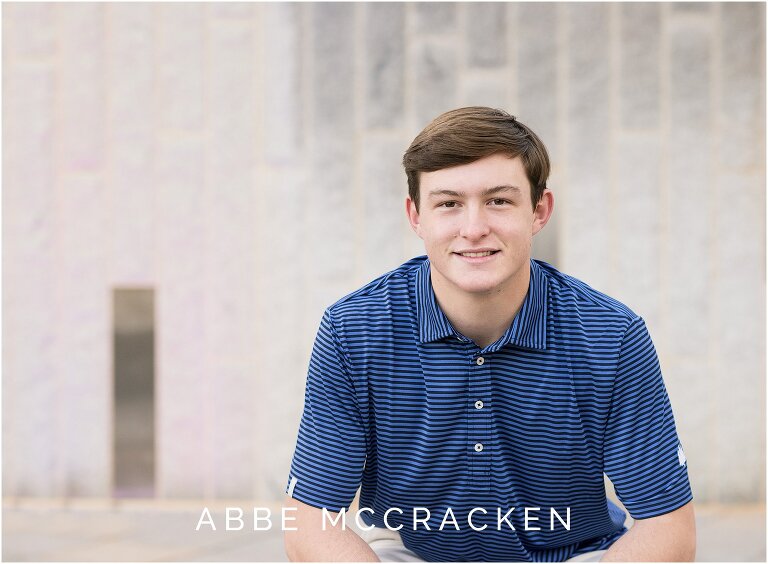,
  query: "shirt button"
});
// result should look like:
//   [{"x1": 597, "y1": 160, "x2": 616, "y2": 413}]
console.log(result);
[
  {"x1": 474, "y1": 443, "x2": 484, "y2": 452},
  {"x1": 475, "y1": 400, "x2": 484, "y2": 410},
  {"x1": 476, "y1": 357, "x2": 485, "y2": 366}
]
